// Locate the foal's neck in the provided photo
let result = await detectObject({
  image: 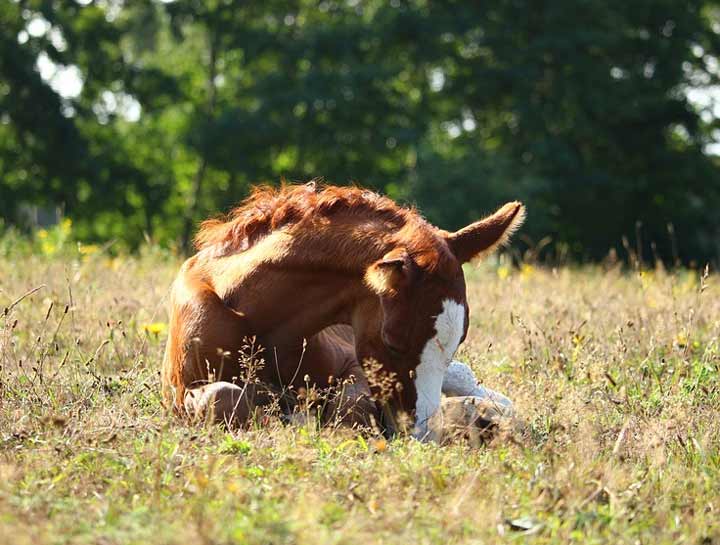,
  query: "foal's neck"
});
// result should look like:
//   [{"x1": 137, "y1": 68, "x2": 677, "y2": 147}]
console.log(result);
[
  {"x1": 294, "y1": 215, "x2": 399, "y2": 271},
  {"x1": 212, "y1": 220, "x2": 396, "y2": 344}
]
